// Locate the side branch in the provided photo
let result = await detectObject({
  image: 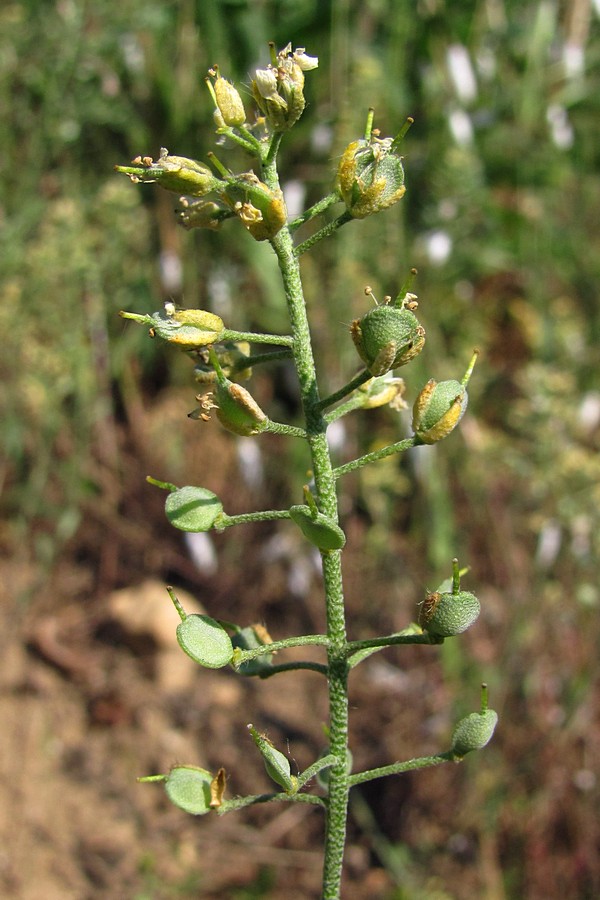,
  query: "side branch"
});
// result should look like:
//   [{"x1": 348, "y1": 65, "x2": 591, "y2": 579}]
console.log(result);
[
  {"x1": 232, "y1": 633, "x2": 330, "y2": 666},
  {"x1": 218, "y1": 791, "x2": 326, "y2": 814},
  {"x1": 294, "y1": 211, "x2": 353, "y2": 256},
  {"x1": 348, "y1": 752, "x2": 454, "y2": 787},
  {"x1": 316, "y1": 369, "x2": 372, "y2": 412},
  {"x1": 288, "y1": 192, "x2": 342, "y2": 233},
  {"x1": 334, "y1": 436, "x2": 417, "y2": 478}
]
